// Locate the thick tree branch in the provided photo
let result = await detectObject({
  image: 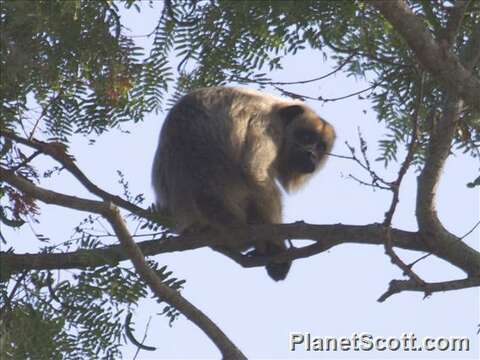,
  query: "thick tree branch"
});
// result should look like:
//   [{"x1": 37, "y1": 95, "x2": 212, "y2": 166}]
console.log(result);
[
  {"x1": 0, "y1": 167, "x2": 246, "y2": 358},
  {"x1": 416, "y1": 97, "x2": 461, "y2": 233},
  {"x1": 105, "y1": 205, "x2": 246, "y2": 359},
  {"x1": 0, "y1": 130, "x2": 169, "y2": 225},
  {"x1": 368, "y1": 0, "x2": 480, "y2": 111},
  {"x1": 1, "y1": 168, "x2": 479, "y2": 282},
  {"x1": 1, "y1": 222, "x2": 425, "y2": 275},
  {"x1": 0, "y1": 167, "x2": 108, "y2": 215},
  {"x1": 415, "y1": 95, "x2": 480, "y2": 277}
]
